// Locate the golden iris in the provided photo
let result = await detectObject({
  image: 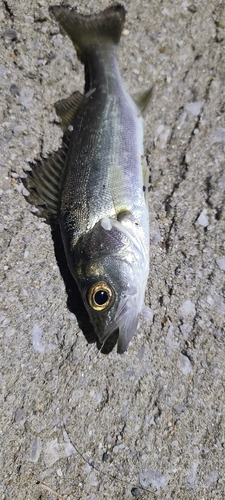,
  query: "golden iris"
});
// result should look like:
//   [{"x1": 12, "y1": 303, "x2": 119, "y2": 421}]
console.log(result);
[{"x1": 87, "y1": 281, "x2": 114, "y2": 311}]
